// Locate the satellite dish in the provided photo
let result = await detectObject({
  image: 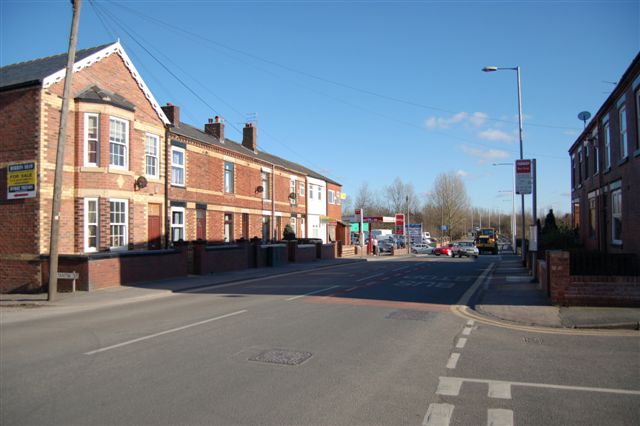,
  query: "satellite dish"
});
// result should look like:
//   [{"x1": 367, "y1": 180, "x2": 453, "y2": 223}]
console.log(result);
[{"x1": 578, "y1": 111, "x2": 591, "y2": 128}]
